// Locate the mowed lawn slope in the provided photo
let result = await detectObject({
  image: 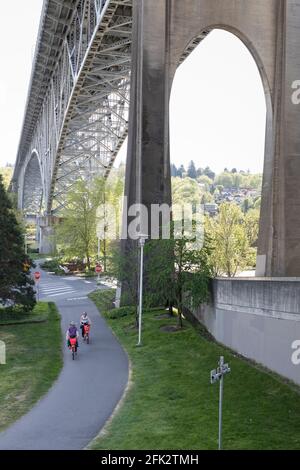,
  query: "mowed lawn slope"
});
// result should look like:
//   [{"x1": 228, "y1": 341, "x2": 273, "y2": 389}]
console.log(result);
[
  {"x1": 0, "y1": 302, "x2": 62, "y2": 431},
  {"x1": 89, "y1": 290, "x2": 300, "y2": 450}
]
